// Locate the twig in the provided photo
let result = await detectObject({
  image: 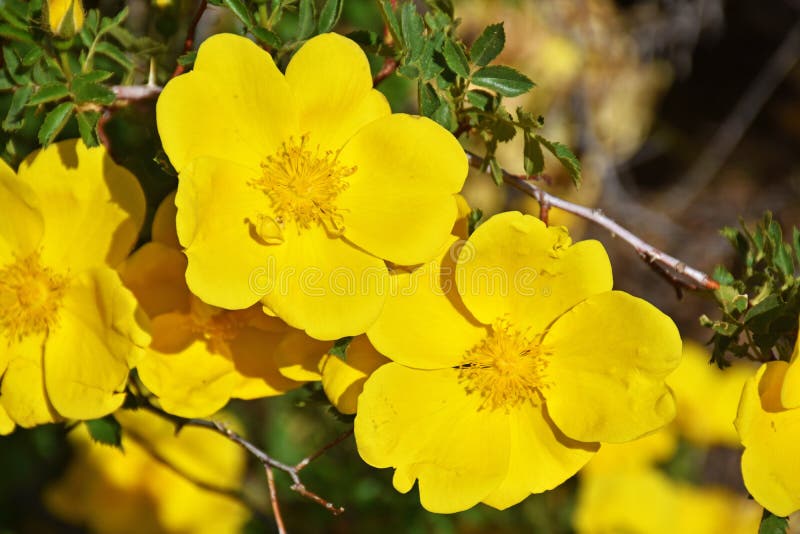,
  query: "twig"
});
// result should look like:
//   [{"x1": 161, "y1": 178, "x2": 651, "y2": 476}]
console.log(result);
[
  {"x1": 295, "y1": 428, "x2": 353, "y2": 473},
  {"x1": 172, "y1": 0, "x2": 208, "y2": 78},
  {"x1": 373, "y1": 57, "x2": 398, "y2": 86},
  {"x1": 265, "y1": 465, "x2": 286, "y2": 534},
  {"x1": 112, "y1": 84, "x2": 163, "y2": 101},
  {"x1": 657, "y1": 18, "x2": 800, "y2": 215},
  {"x1": 142, "y1": 404, "x2": 347, "y2": 516},
  {"x1": 465, "y1": 152, "x2": 720, "y2": 292}
]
